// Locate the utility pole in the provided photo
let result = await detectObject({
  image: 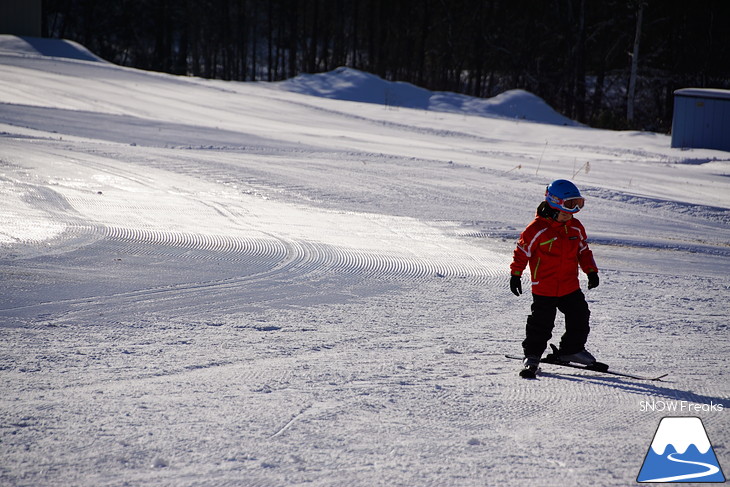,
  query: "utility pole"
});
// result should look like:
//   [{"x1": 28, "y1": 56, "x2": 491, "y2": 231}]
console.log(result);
[{"x1": 627, "y1": 1, "x2": 645, "y2": 124}]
